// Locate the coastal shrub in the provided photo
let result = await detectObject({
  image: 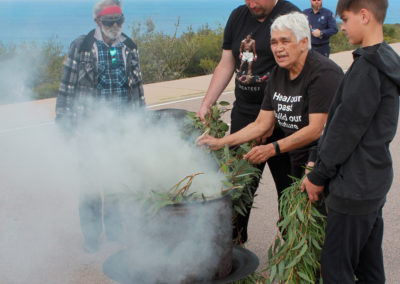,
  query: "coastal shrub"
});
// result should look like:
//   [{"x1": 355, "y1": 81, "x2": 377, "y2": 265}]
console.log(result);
[
  {"x1": 330, "y1": 30, "x2": 355, "y2": 53},
  {"x1": 1, "y1": 22, "x2": 400, "y2": 103},
  {"x1": 131, "y1": 18, "x2": 200, "y2": 83},
  {"x1": 0, "y1": 39, "x2": 64, "y2": 104},
  {"x1": 384, "y1": 24, "x2": 400, "y2": 43},
  {"x1": 31, "y1": 38, "x2": 65, "y2": 100},
  {"x1": 183, "y1": 24, "x2": 224, "y2": 76}
]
